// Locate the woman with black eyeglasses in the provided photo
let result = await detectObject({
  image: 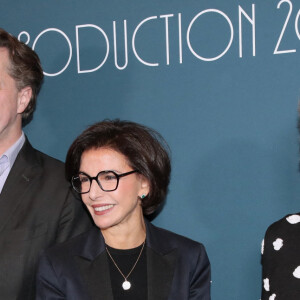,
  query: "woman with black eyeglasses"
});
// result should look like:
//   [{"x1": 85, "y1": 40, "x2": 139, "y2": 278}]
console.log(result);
[{"x1": 36, "y1": 119, "x2": 211, "y2": 300}]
